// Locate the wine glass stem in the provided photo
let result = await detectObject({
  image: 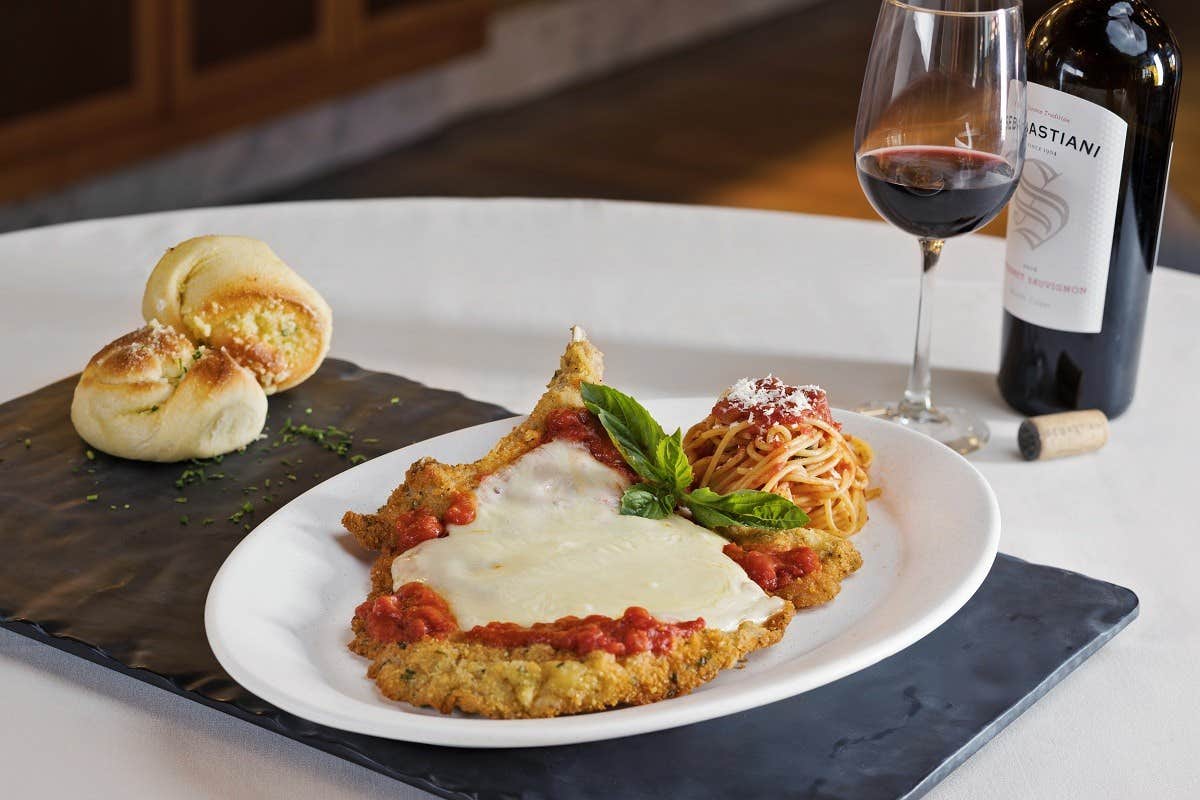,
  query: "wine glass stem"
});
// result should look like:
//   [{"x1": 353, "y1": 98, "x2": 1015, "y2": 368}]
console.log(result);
[{"x1": 900, "y1": 237, "x2": 943, "y2": 418}]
